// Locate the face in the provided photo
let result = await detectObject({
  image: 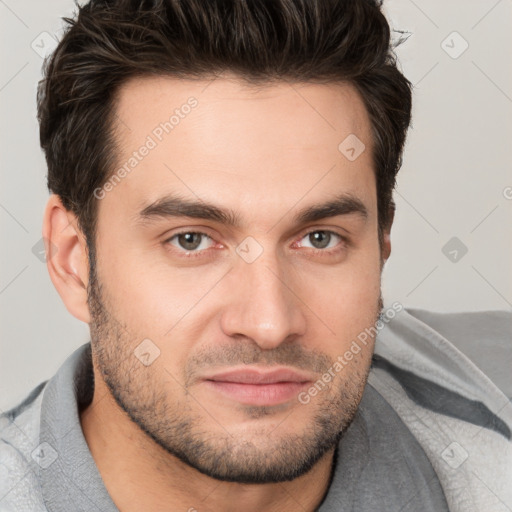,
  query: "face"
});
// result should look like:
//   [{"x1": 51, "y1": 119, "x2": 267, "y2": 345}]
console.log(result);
[{"x1": 86, "y1": 74, "x2": 386, "y2": 484}]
